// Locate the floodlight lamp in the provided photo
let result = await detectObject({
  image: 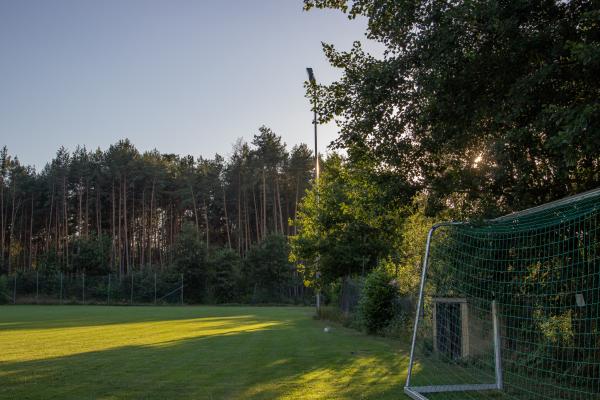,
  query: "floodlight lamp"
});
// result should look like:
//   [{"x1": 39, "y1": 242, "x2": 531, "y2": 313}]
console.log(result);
[{"x1": 306, "y1": 68, "x2": 316, "y2": 85}]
